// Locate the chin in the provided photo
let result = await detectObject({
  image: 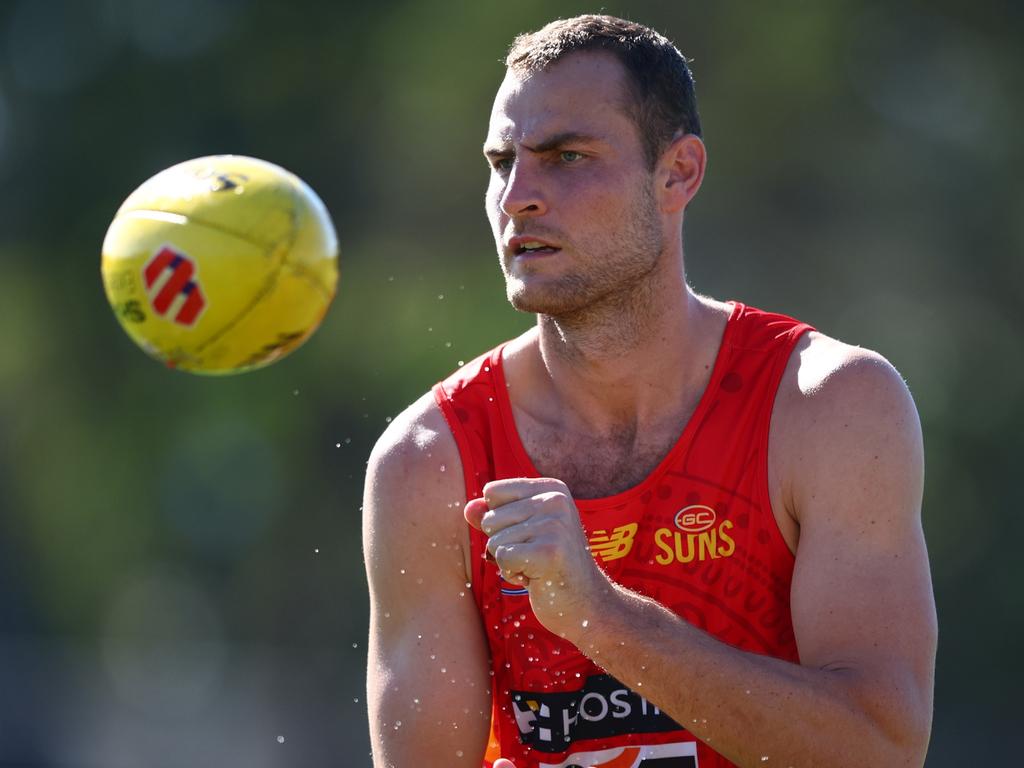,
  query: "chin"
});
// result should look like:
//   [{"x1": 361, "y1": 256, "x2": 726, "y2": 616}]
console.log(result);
[{"x1": 505, "y1": 278, "x2": 592, "y2": 316}]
